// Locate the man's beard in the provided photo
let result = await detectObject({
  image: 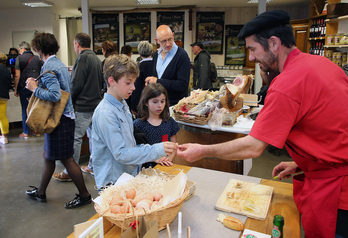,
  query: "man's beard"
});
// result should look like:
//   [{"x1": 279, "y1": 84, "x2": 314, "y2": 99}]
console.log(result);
[{"x1": 257, "y1": 50, "x2": 278, "y2": 72}]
